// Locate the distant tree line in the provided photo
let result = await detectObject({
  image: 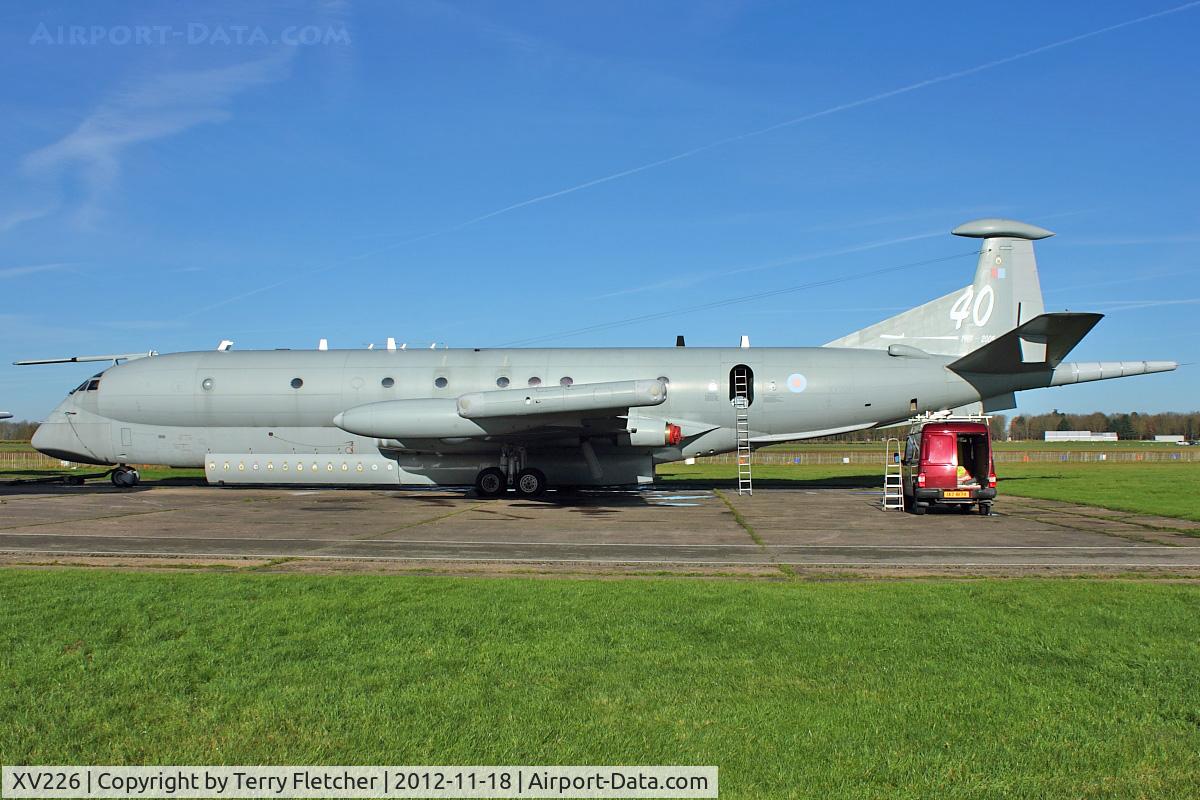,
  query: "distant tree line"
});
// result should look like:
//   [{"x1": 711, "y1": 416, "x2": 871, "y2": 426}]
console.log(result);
[
  {"x1": 1007, "y1": 411, "x2": 1200, "y2": 441},
  {"x1": 808, "y1": 410, "x2": 1200, "y2": 443},
  {"x1": 0, "y1": 420, "x2": 39, "y2": 441}
]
